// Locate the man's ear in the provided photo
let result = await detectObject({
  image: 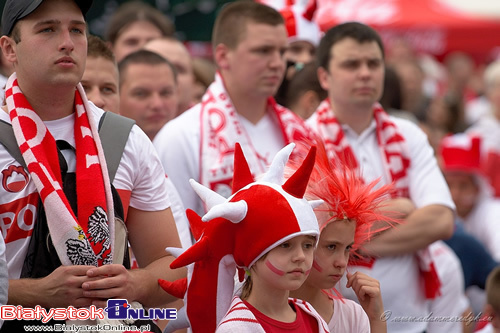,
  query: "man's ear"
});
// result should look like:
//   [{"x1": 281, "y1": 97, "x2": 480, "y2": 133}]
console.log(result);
[
  {"x1": 0, "y1": 36, "x2": 17, "y2": 65},
  {"x1": 214, "y1": 43, "x2": 230, "y2": 70},
  {"x1": 317, "y1": 66, "x2": 330, "y2": 91},
  {"x1": 297, "y1": 90, "x2": 321, "y2": 119}
]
